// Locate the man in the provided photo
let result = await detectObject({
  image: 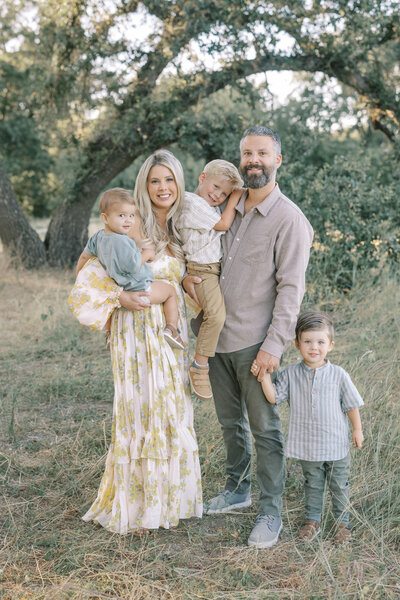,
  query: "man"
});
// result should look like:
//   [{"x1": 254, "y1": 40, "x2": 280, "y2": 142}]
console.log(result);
[{"x1": 184, "y1": 125, "x2": 314, "y2": 548}]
